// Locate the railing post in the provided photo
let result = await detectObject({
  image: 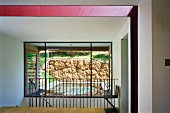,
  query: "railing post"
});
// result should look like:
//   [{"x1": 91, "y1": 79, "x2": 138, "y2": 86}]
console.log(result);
[
  {"x1": 114, "y1": 79, "x2": 116, "y2": 106},
  {"x1": 36, "y1": 78, "x2": 37, "y2": 107},
  {"x1": 29, "y1": 78, "x2": 31, "y2": 107}
]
